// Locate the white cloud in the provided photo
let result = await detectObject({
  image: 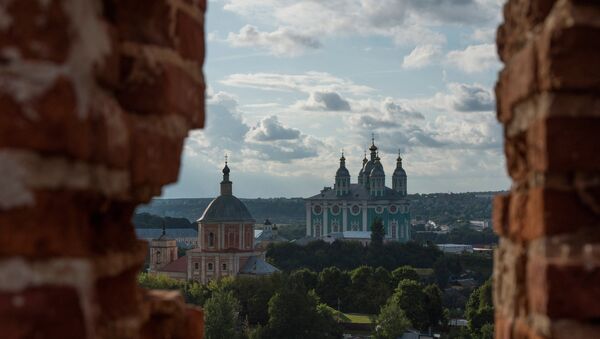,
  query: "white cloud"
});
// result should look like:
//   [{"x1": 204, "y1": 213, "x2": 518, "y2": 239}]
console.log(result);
[
  {"x1": 220, "y1": 0, "x2": 501, "y2": 50},
  {"x1": 187, "y1": 92, "x2": 325, "y2": 166},
  {"x1": 446, "y1": 43, "x2": 499, "y2": 73},
  {"x1": 402, "y1": 44, "x2": 442, "y2": 69},
  {"x1": 295, "y1": 91, "x2": 351, "y2": 111},
  {"x1": 226, "y1": 25, "x2": 321, "y2": 57},
  {"x1": 246, "y1": 116, "x2": 301, "y2": 141},
  {"x1": 221, "y1": 72, "x2": 374, "y2": 95},
  {"x1": 448, "y1": 83, "x2": 494, "y2": 112},
  {"x1": 470, "y1": 27, "x2": 496, "y2": 43}
]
